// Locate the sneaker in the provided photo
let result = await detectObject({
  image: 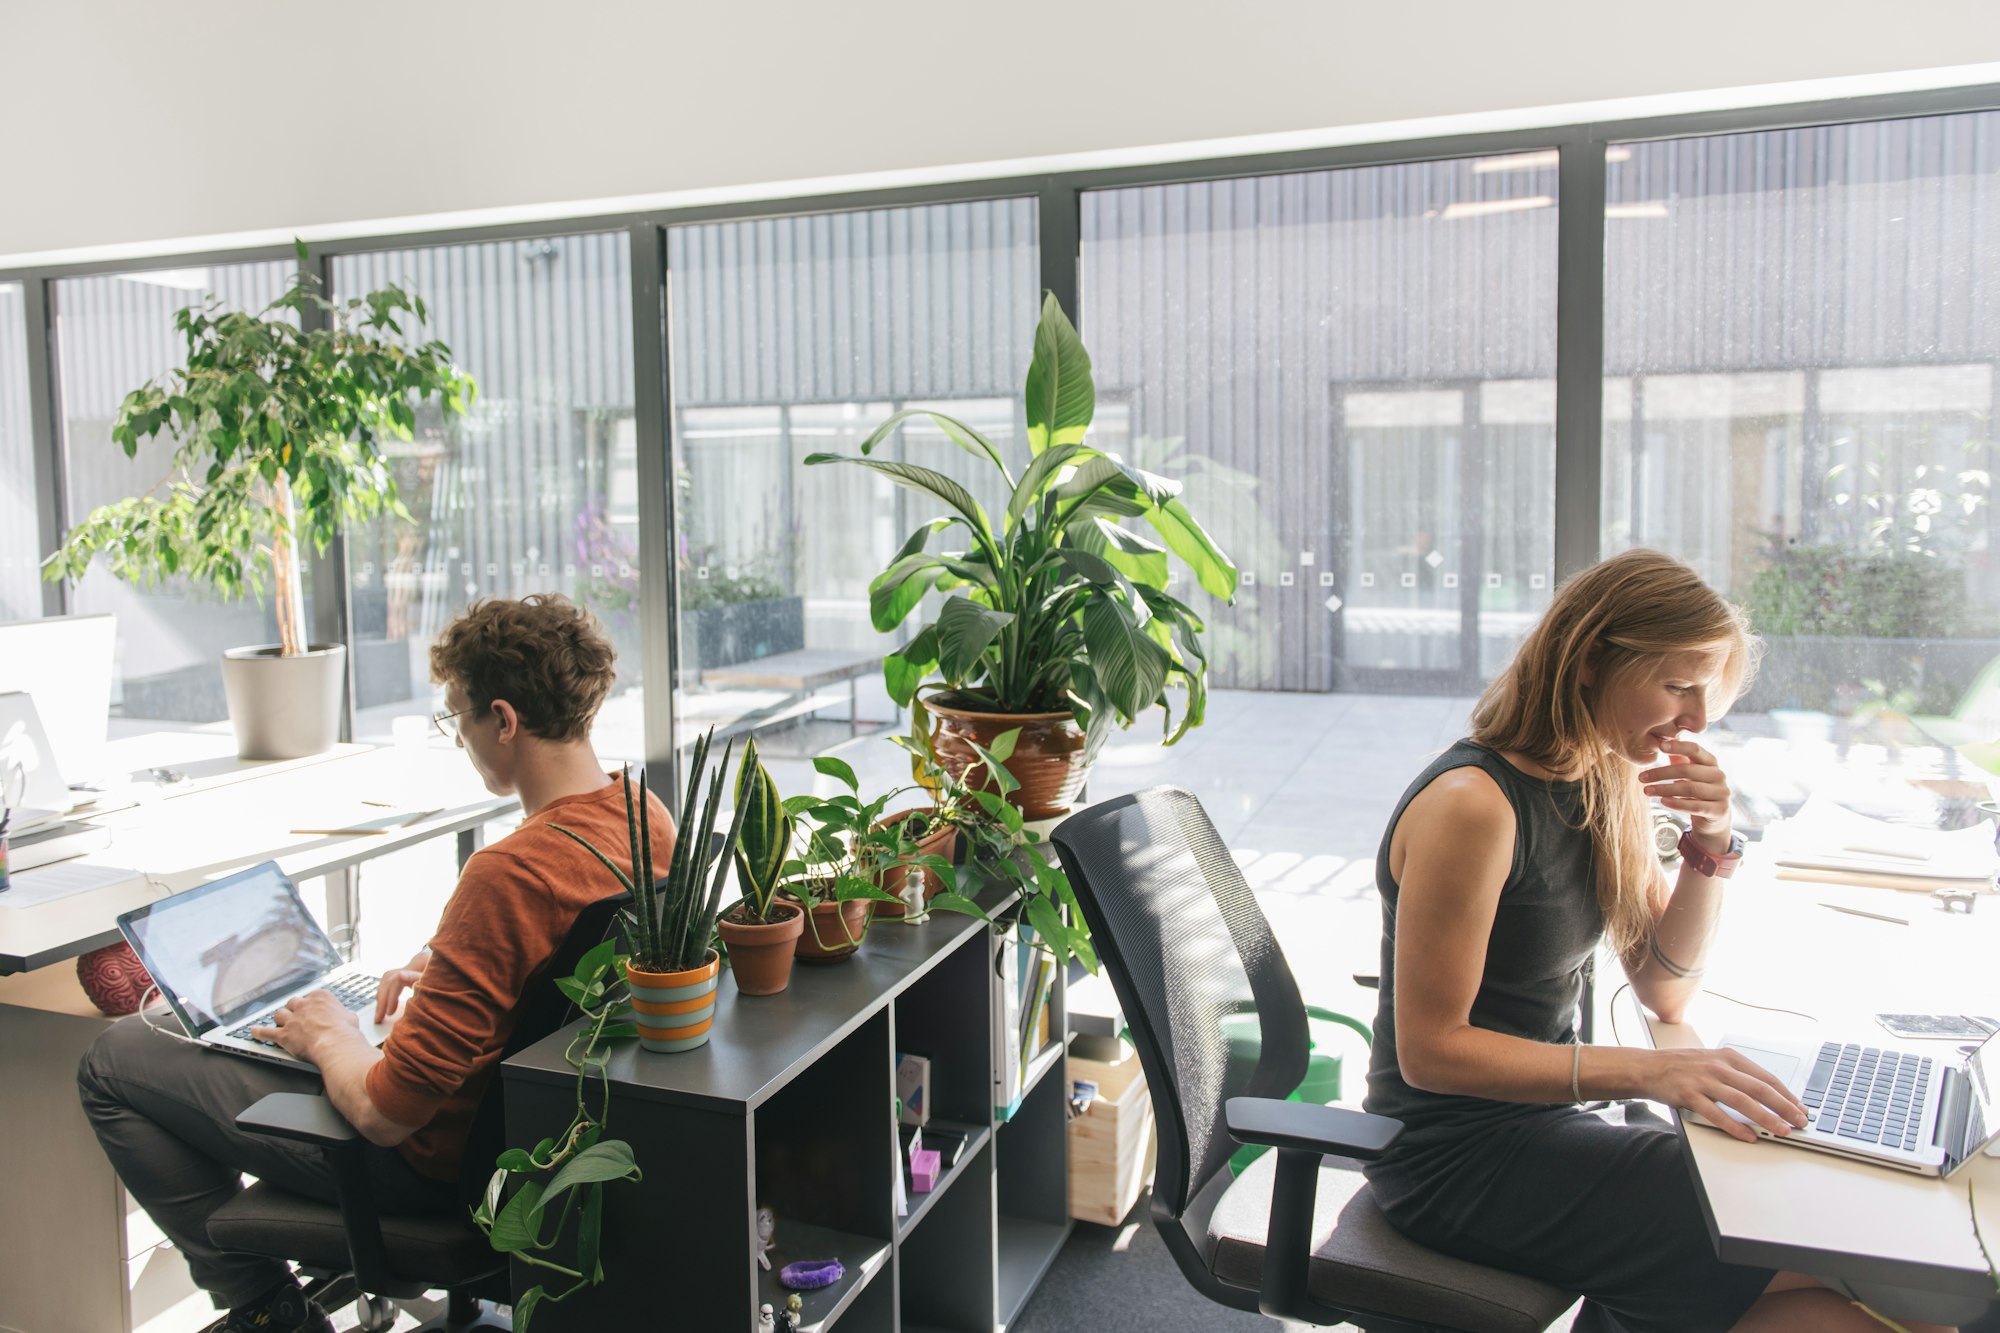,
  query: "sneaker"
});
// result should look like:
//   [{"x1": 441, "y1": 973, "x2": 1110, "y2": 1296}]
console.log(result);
[{"x1": 201, "y1": 1280, "x2": 334, "y2": 1333}]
